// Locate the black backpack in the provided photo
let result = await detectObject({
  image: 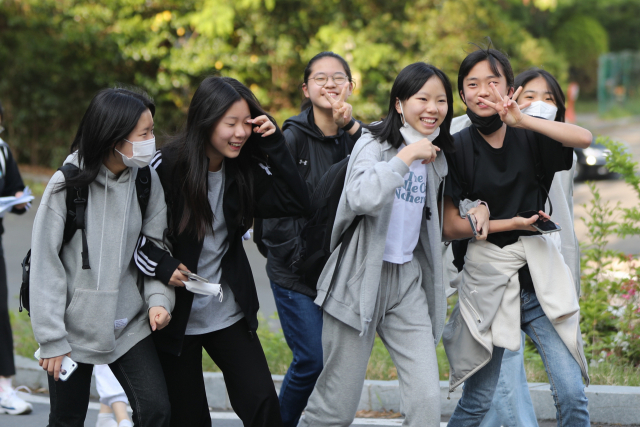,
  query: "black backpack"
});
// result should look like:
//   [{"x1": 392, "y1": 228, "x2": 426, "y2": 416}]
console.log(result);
[
  {"x1": 292, "y1": 155, "x2": 362, "y2": 298},
  {"x1": 19, "y1": 164, "x2": 152, "y2": 315},
  {"x1": 450, "y1": 127, "x2": 552, "y2": 272}
]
